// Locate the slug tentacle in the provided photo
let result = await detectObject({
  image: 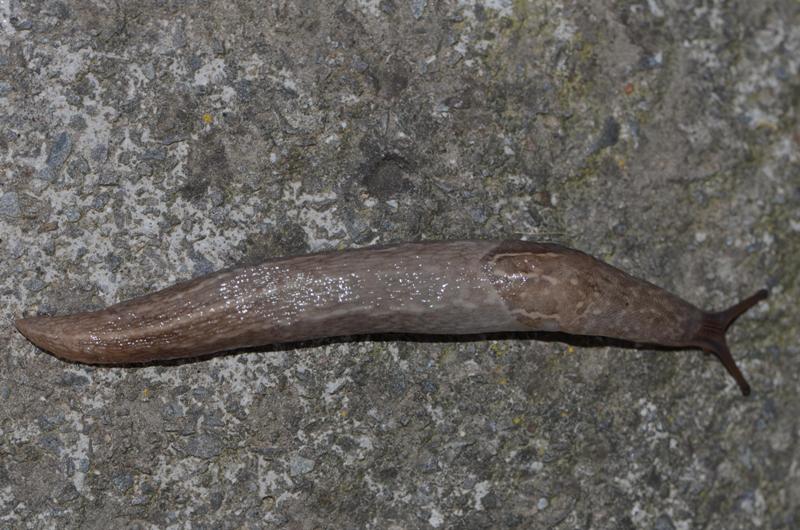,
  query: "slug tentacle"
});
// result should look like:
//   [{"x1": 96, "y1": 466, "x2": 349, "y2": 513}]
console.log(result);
[{"x1": 690, "y1": 289, "x2": 769, "y2": 396}]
